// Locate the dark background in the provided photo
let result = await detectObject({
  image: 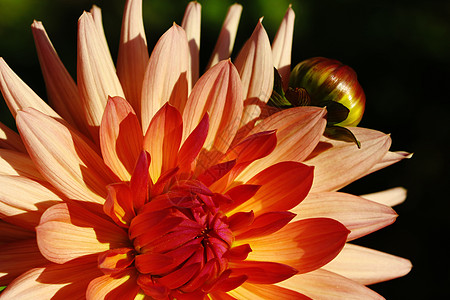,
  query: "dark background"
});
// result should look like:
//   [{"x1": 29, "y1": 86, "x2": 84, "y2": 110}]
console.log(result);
[{"x1": 1, "y1": 0, "x2": 448, "y2": 298}]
